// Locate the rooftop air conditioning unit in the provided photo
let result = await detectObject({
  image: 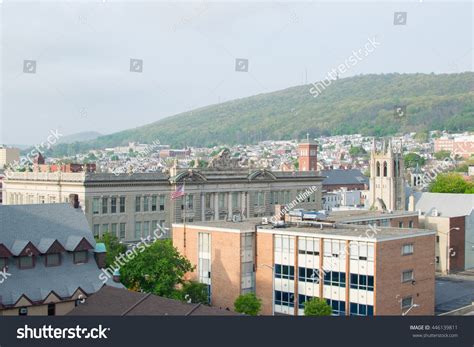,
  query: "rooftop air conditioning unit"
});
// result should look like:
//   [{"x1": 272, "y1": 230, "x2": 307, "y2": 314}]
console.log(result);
[
  {"x1": 432, "y1": 209, "x2": 439, "y2": 217},
  {"x1": 232, "y1": 215, "x2": 242, "y2": 223},
  {"x1": 261, "y1": 217, "x2": 269, "y2": 225}
]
